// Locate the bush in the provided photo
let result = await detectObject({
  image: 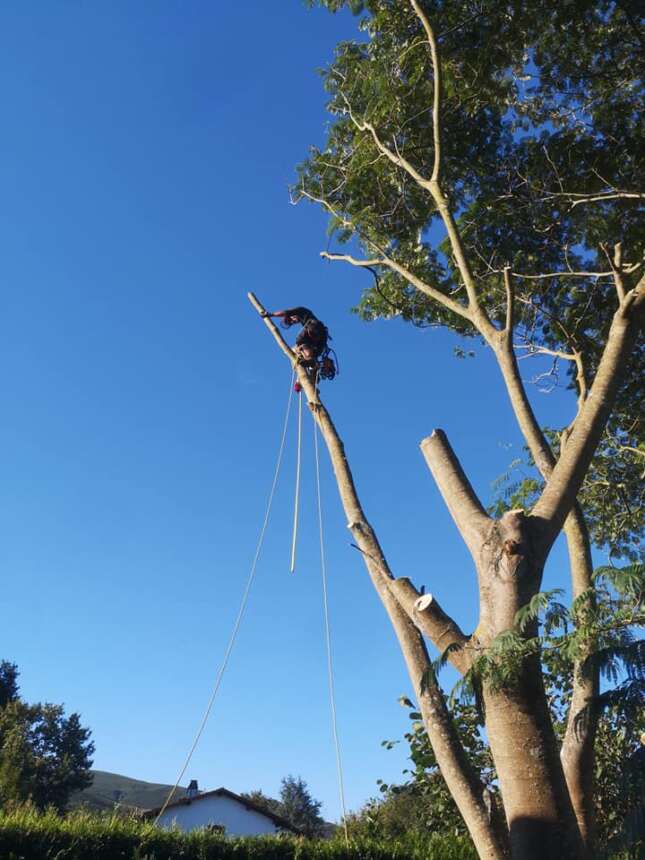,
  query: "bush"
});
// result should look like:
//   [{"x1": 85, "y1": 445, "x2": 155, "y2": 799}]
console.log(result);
[{"x1": 0, "y1": 806, "x2": 477, "y2": 860}]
